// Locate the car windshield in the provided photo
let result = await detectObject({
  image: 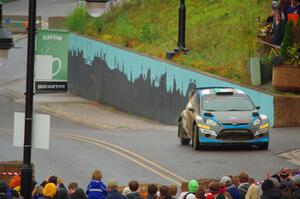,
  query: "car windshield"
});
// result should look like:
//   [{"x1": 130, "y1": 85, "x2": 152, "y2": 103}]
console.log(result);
[{"x1": 202, "y1": 95, "x2": 255, "y2": 111}]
